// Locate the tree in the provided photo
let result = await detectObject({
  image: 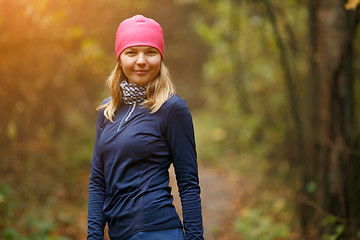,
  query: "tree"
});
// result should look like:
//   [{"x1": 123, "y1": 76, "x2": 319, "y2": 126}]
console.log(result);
[{"x1": 299, "y1": 0, "x2": 360, "y2": 238}]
